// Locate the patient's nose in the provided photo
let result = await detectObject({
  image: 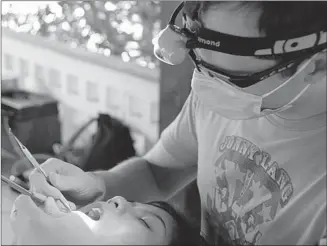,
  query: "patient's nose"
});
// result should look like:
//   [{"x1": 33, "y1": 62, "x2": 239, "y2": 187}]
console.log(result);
[{"x1": 110, "y1": 196, "x2": 132, "y2": 215}]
